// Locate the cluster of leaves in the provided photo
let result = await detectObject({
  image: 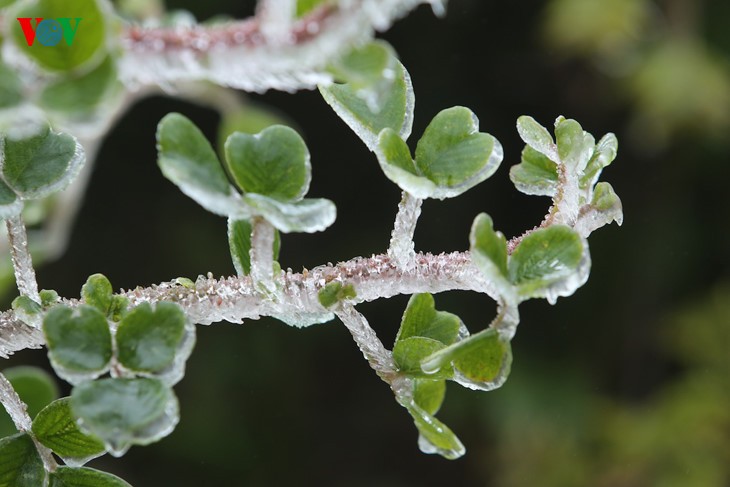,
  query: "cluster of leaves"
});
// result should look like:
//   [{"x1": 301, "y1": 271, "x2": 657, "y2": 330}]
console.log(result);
[{"x1": 2, "y1": 274, "x2": 194, "y2": 485}]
